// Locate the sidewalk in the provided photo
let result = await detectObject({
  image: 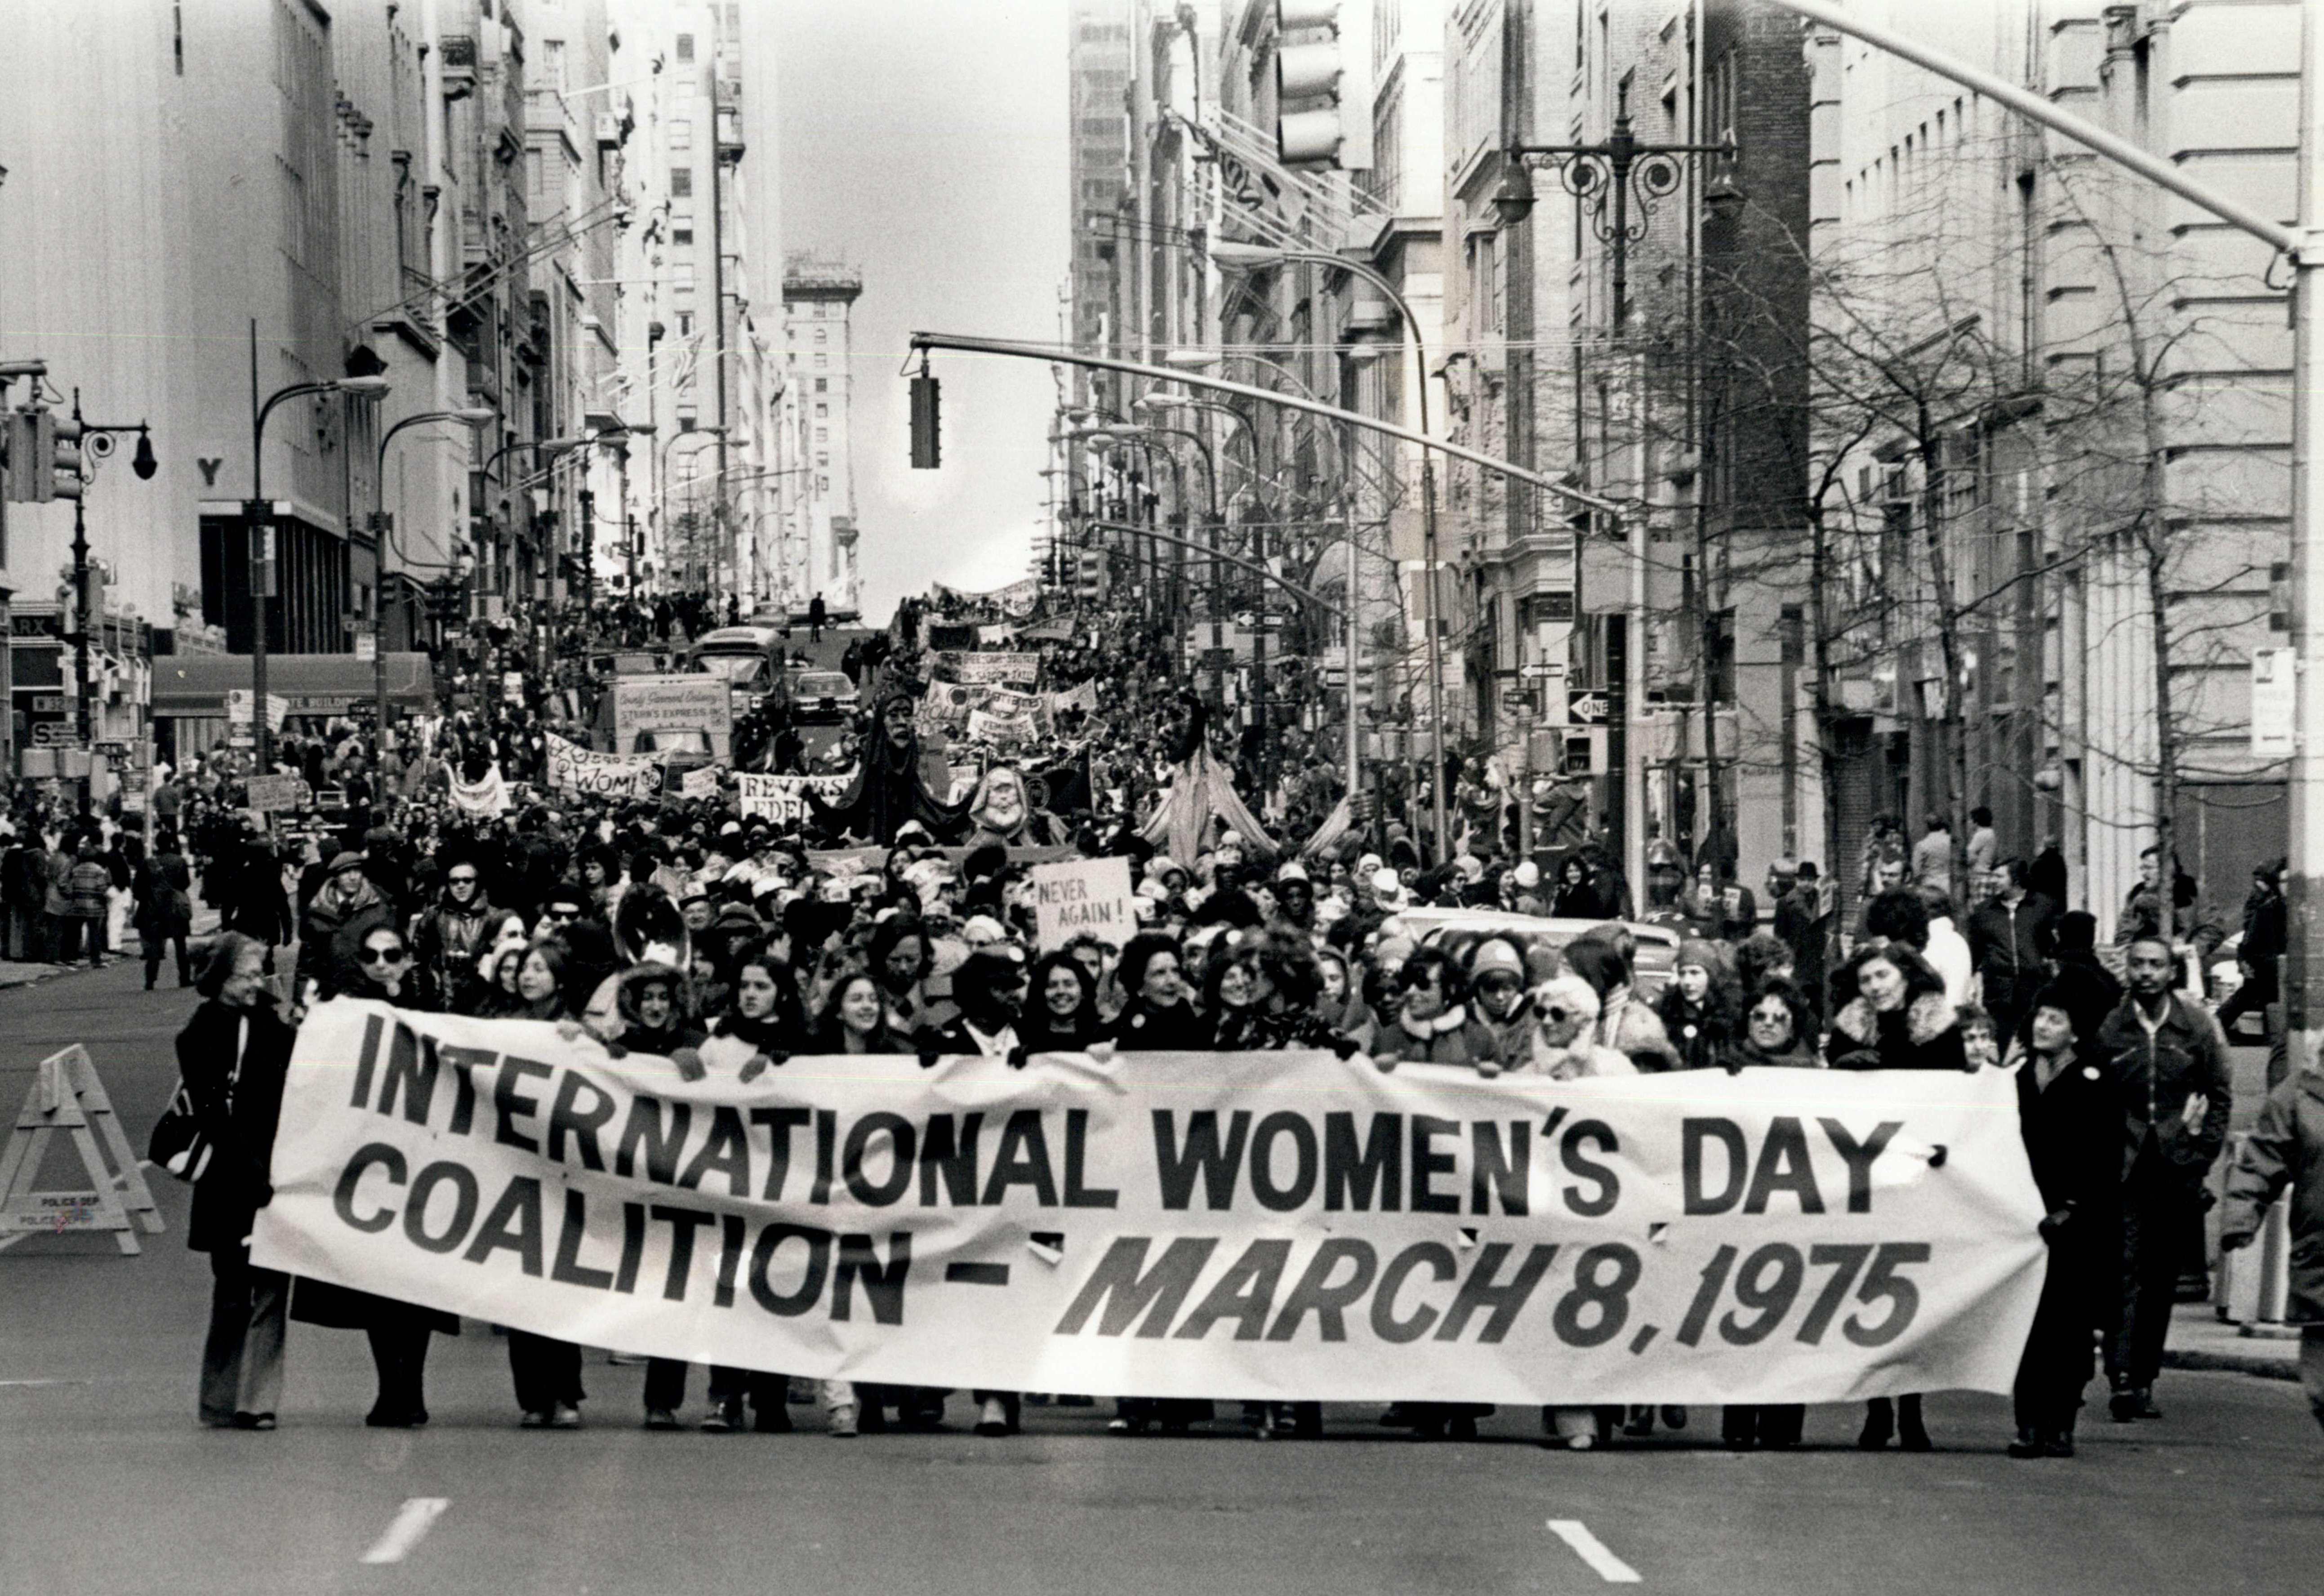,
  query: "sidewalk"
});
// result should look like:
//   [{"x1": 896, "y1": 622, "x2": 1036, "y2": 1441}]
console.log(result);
[
  {"x1": 0, "y1": 905, "x2": 223, "y2": 989},
  {"x1": 2164, "y1": 1302, "x2": 2302, "y2": 1381}
]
